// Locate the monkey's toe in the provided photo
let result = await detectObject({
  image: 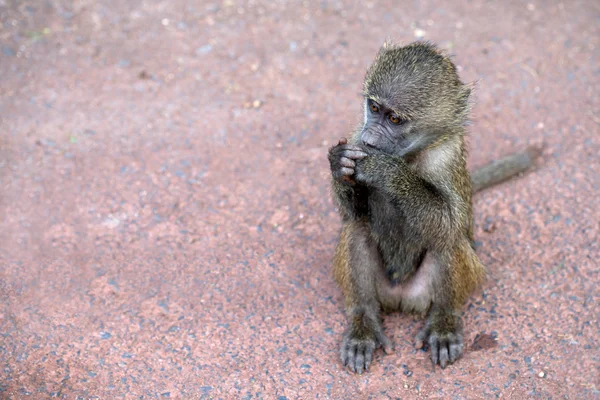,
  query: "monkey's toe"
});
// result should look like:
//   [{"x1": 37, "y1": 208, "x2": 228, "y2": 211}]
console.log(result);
[
  {"x1": 341, "y1": 337, "x2": 376, "y2": 374},
  {"x1": 416, "y1": 326, "x2": 464, "y2": 369},
  {"x1": 340, "y1": 326, "x2": 394, "y2": 374}
]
